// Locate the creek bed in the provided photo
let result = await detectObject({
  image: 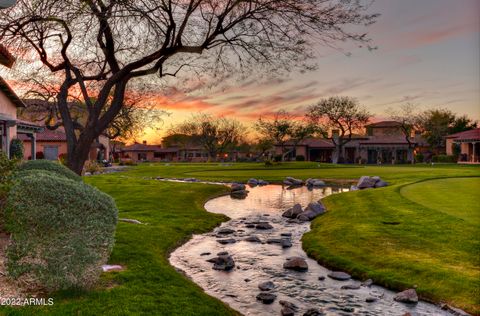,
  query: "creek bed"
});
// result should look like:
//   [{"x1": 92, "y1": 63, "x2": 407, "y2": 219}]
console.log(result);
[{"x1": 170, "y1": 184, "x2": 448, "y2": 316}]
